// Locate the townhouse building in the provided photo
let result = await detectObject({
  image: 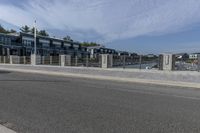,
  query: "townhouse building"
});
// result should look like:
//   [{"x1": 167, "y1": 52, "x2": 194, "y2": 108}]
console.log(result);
[
  {"x1": 189, "y1": 53, "x2": 199, "y2": 60},
  {"x1": 87, "y1": 46, "x2": 117, "y2": 58},
  {"x1": 0, "y1": 32, "x2": 88, "y2": 57}
]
